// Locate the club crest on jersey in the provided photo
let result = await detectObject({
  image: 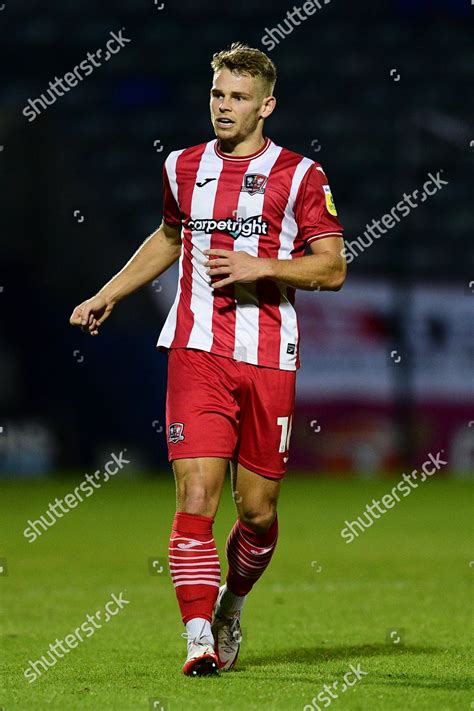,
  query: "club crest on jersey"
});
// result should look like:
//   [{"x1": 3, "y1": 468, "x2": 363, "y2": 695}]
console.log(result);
[
  {"x1": 241, "y1": 173, "x2": 268, "y2": 196},
  {"x1": 323, "y1": 184, "x2": 338, "y2": 216},
  {"x1": 168, "y1": 422, "x2": 185, "y2": 444}
]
